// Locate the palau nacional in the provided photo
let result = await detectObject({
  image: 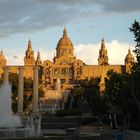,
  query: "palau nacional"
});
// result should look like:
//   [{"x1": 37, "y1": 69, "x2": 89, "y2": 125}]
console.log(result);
[{"x1": 0, "y1": 27, "x2": 135, "y2": 111}]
